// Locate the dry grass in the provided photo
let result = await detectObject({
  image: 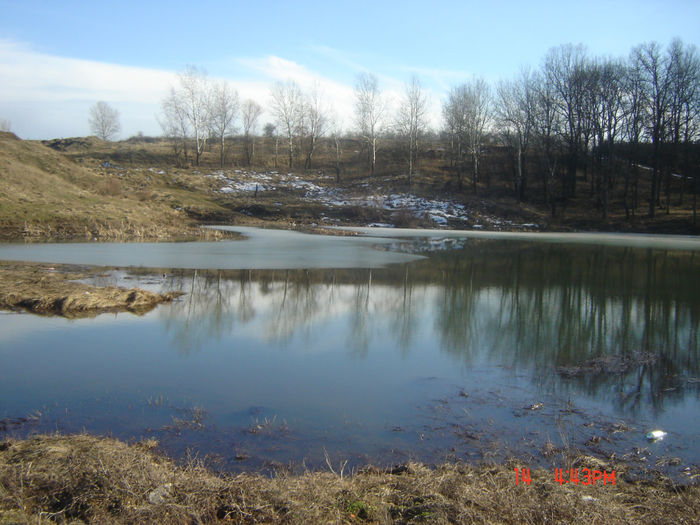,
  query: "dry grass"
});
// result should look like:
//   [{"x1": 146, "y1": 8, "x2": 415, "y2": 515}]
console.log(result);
[
  {"x1": 0, "y1": 133, "x2": 240, "y2": 241},
  {"x1": 0, "y1": 262, "x2": 183, "y2": 317},
  {"x1": 0, "y1": 434, "x2": 697, "y2": 524}
]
